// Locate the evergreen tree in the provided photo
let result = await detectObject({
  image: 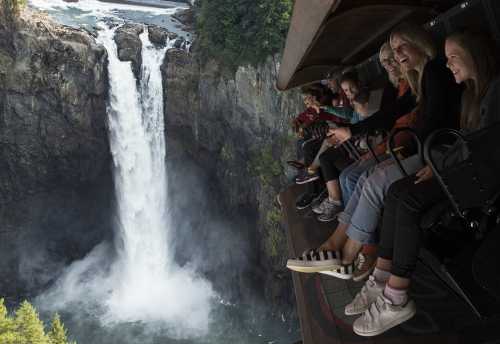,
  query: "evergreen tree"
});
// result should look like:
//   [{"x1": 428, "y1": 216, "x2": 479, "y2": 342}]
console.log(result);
[
  {"x1": 48, "y1": 314, "x2": 69, "y2": 344},
  {"x1": 0, "y1": 300, "x2": 75, "y2": 344},
  {"x1": 14, "y1": 301, "x2": 50, "y2": 344},
  {"x1": 195, "y1": 0, "x2": 292, "y2": 73},
  {"x1": 0, "y1": 299, "x2": 17, "y2": 344}
]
